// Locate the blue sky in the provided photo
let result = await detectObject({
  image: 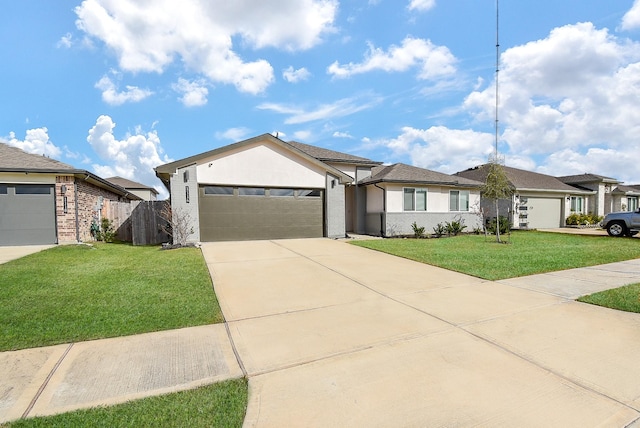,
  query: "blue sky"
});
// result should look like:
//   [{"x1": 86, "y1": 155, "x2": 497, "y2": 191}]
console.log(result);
[{"x1": 2, "y1": 0, "x2": 640, "y2": 198}]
